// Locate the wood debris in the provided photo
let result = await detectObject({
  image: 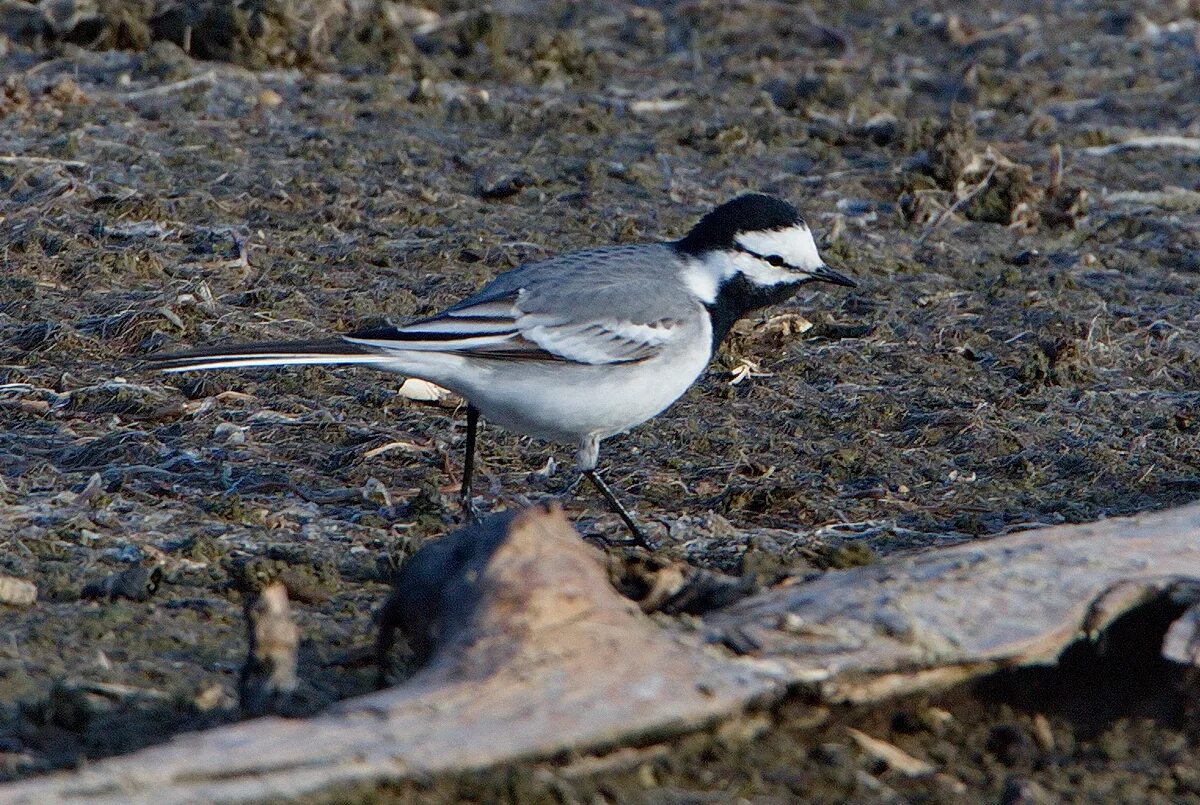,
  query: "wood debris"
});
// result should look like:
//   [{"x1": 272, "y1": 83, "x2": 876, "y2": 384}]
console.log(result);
[
  {"x1": 1082, "y1": 135, "x2": 1200, "y2": 156},
  {"x1": 846, "y1": 728, "x2": 936, "y2": 776},
  {"x1": 239, "y1": 582, "x2": 300, "y2": 716},
  {"x1": 8, "y1": 503, "x2": 1200, "y2": 802}
]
